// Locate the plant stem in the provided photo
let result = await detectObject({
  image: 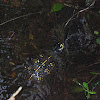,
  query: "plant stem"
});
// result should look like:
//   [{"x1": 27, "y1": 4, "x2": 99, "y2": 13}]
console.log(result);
[{"x1": 87, "y1": 75, "x2": 97, "y2": 84}]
